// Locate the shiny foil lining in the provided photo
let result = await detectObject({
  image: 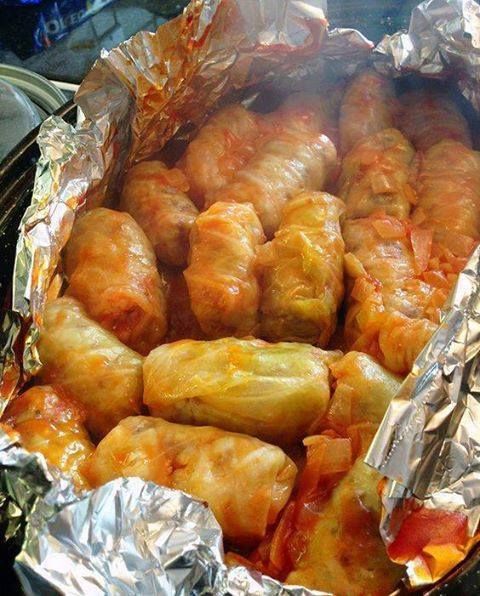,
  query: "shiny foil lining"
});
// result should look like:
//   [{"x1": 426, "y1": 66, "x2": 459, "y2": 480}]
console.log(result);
[{"x1": 1, "y1": 0, "x2": 480, "y2": 593}]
